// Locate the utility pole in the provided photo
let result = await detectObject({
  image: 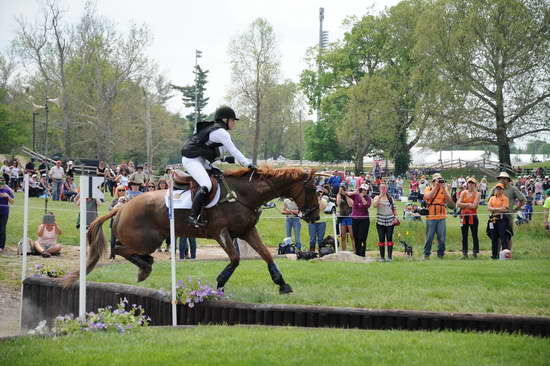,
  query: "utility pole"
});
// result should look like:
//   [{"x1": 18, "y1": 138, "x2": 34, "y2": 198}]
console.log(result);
[
  {"x1": 193, "y1": 49, "x2": 202, "y2": 134},
  {"x1": 318, "y1": 8, "x2": 328, "y2": 123},
  {"x1": 299, "y1": 110, "x2": 303, "y2": 166},
  {"x1": 44, "y1": 85, "x2": 49, "y2": 157}
]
